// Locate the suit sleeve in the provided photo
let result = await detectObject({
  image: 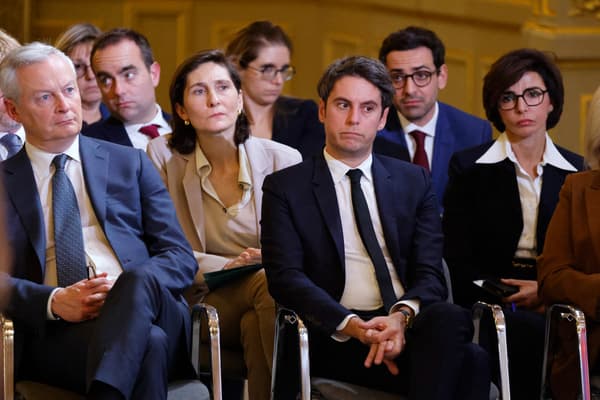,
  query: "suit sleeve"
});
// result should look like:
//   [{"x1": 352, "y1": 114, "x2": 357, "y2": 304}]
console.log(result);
[
  {"x1": 538, "y1": 175, "x2": 600, "y2": 320},
  {"x1": 442, "y1": 154, "x2": 482, "y2": 307},
  {"x1": 400, "y1": 168, "x2": 447, "y2": 306},
  {"x1": 126, "y1": 151, "x2": 198, "y2": 294},
  {"x1": 261, "y1": 173, "x2": 352, "y2": 334}
]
